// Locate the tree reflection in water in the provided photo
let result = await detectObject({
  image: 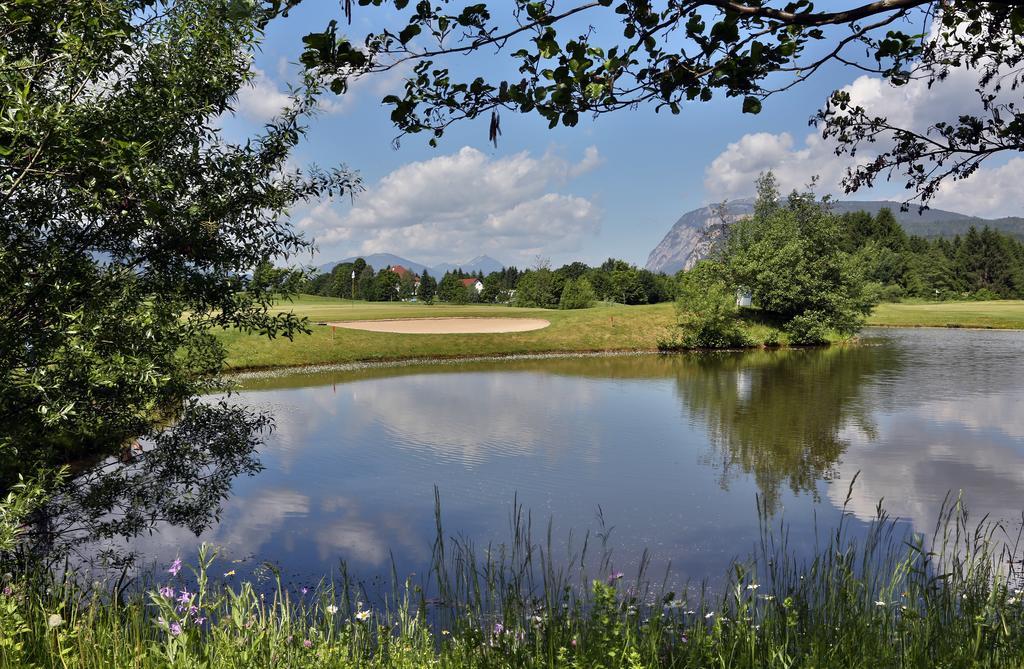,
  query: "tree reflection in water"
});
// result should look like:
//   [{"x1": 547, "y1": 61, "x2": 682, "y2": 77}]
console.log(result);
[
  {"x1": 675, "y1": 345, "x2": 900, "y2": 512},
  {"x1": 22, "y1": 398, "x2": 267, "y2": 569}
]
